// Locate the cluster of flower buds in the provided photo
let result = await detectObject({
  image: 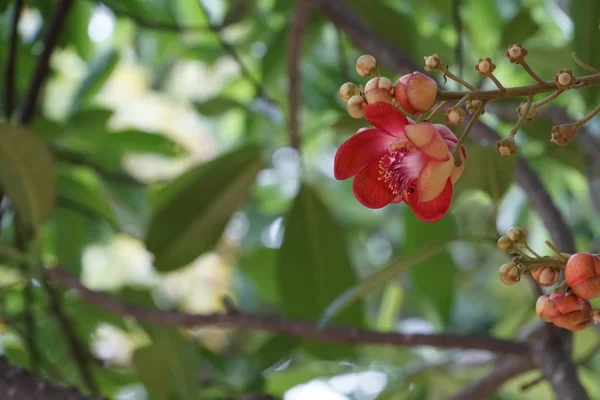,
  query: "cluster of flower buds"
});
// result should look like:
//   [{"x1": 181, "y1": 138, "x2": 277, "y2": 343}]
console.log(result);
[
  {"x1": 338, "y1": 54, "x2": 438, "y2": 119},
  {"x1": 496, "y1": 227, "x2": 600, "y2": 331}
]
